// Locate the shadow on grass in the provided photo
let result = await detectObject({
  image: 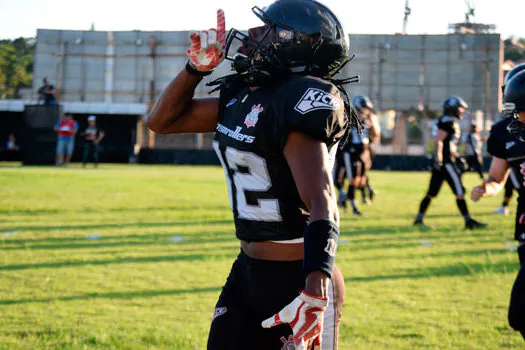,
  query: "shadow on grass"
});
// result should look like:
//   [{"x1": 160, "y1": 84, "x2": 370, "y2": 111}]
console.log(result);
[
  {"x1": 0, "y1": 219, "x2": 233, "y2": 234},
  {"x1": 349, "y1": 248, "x2": 512, "y2": 262},
  {"x1": 0, "y1": 252, "x2": 236, "y2": 271},
  {"x1": 0, "y1": 286, "x2": 222, "y2": 305},
  {"x1": 0, "y1": 229, "x2": 237, "y2": 252},
  {"x1": 347, "y1": 260, "x2": 519, "y2": 283},
  {"x1": 0, "y1": 205, "x2": 230, "y2": 216}
]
